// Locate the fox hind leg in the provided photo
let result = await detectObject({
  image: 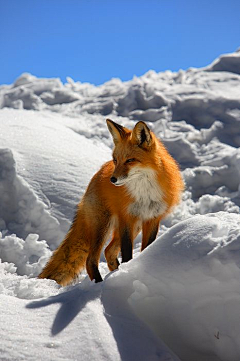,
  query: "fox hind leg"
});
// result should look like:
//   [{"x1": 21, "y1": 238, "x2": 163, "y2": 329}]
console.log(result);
[
  {"x1": 86, "y1": 216, "x2": 111, "y2": 283},
  {"x1": 86, "y1": 238, "x2": 107, "y2": 283},
  {"x1": 105, "y1": 233, "x2": 120, "y2": 271}
]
